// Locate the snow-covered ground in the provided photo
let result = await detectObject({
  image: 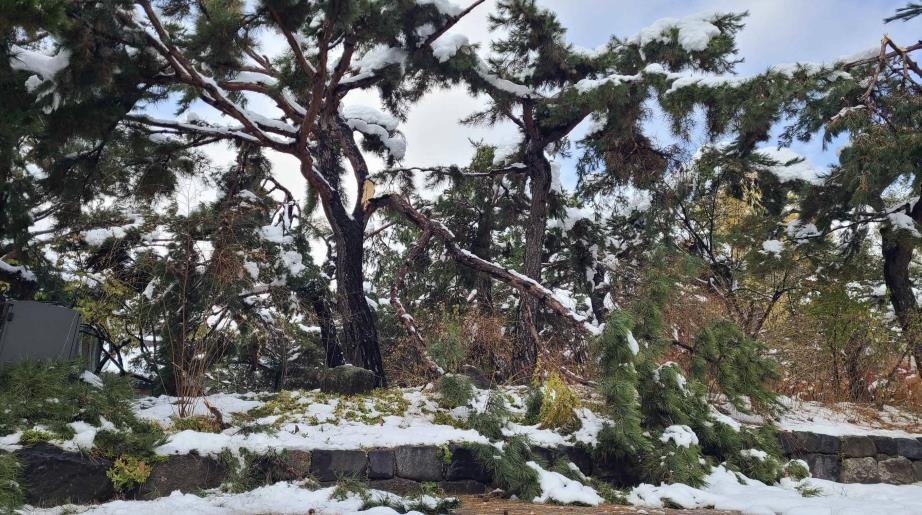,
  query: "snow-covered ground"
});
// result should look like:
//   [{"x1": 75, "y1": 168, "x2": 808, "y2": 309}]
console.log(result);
[
  {"x1": 776, "y1": 397, "x2": 922, "y2": 438},
  {"x1": 631, "y1": 465, "x2": 922, "y2": 514},
  {"x1": 23, "y1": 484, "x2": 444, "y2": 515},
  {"x1": 9, "y1": 385, "x2": 922, "y2": 514}
]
